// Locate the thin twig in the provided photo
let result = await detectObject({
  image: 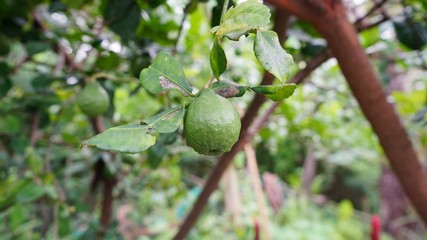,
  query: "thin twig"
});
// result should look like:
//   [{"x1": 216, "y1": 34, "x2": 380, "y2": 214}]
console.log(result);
[
  {"x1": 220, "y1": 0, "x2": 230, "y2": 24},
  {"x1": 357, "y1": 15, "x2": 390, "y2": 32},
  {"x1": 54, "y1": 49, "x2": 65, "y2": 76},
  {"x1": 87, "y1": 72, "x2": 138, "y2": 83},
  {"x1": 172, "y1": 14, "x2": 186, "y2": 56},
  {"x1": 354, "y1": 0, "x2": 388, "y2": 27},
  {"x1": 88, "y1": 116, "x2": 118, "y2": 239},
  {"x1": 222, "y1": 165, "x2": 241, "y2": 225},
  {"x1": 97, "y1": 177, "x2": 117, "y2": 240},
  {"x1": 245, "y1": 143, "x2": 271, "y2": 240},
  {"x1": 53, "y1": 203, "x2": 59, "y2": 240},
  {"x1": 29, "y1": 111, "x2": 41, "y2": 147},
  {"x1": 302, "y1": 146, "x2": 316, "y2": 194}
]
